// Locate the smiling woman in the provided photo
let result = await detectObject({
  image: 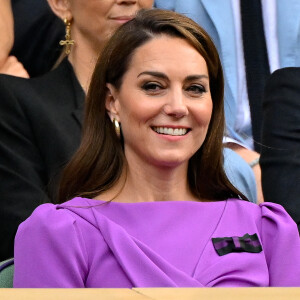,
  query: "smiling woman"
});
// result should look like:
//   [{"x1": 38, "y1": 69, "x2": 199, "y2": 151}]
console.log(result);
[
  {"x1": 105, "y1": 36, "x2": 213, "y2": 177},
  {"x1": 59, "y1": 9, "x2": 238, "y2": 203},
  {"x1": 13, "y1": 9, "x2": 300, "y2": 288}
]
